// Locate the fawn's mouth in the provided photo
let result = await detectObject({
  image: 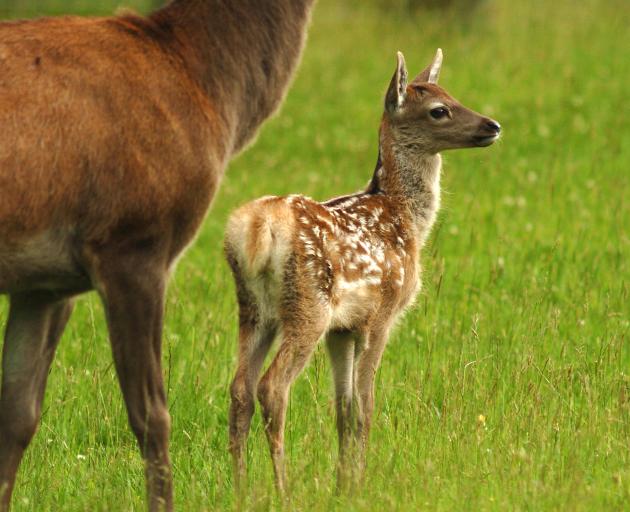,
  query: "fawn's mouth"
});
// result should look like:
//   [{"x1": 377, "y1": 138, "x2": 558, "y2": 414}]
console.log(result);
[{"x1": 473, "y1": 134, "x2": 500, "y2": 146}]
